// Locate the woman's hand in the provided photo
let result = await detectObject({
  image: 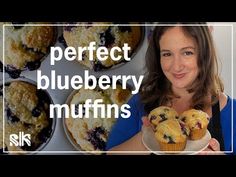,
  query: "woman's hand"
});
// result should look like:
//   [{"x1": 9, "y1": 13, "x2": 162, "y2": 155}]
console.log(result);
[
  {"x1": 143, "y1": 117, "x2": 225, "y2": 155},
  {"x1": 198, "y1": 138, "x2": 224, "y2": 155},
  {"x1": 142, "y1": 116, "x2": 151, "y2": 126},
  {"x1": 142, "y1": 116, "x2": 156, "y2": 131}
]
